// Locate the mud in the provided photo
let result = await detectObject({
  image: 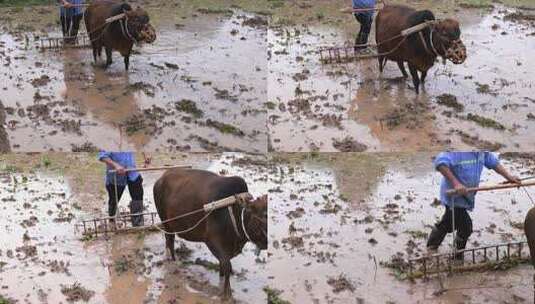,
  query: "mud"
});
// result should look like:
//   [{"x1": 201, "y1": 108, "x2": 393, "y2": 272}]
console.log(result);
[
  {"x1": 0, "y1": 153, "x2": 267, "y2": 303},
  {"x1": 268, "y1": 5, "x2": 535, "y2": 152},
  {"x1": 0, "y1": 1, "x2": 267, "y2": 152},
  {"x1": 268, "y1": 153, "x2": 533, "y2": 303}
]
